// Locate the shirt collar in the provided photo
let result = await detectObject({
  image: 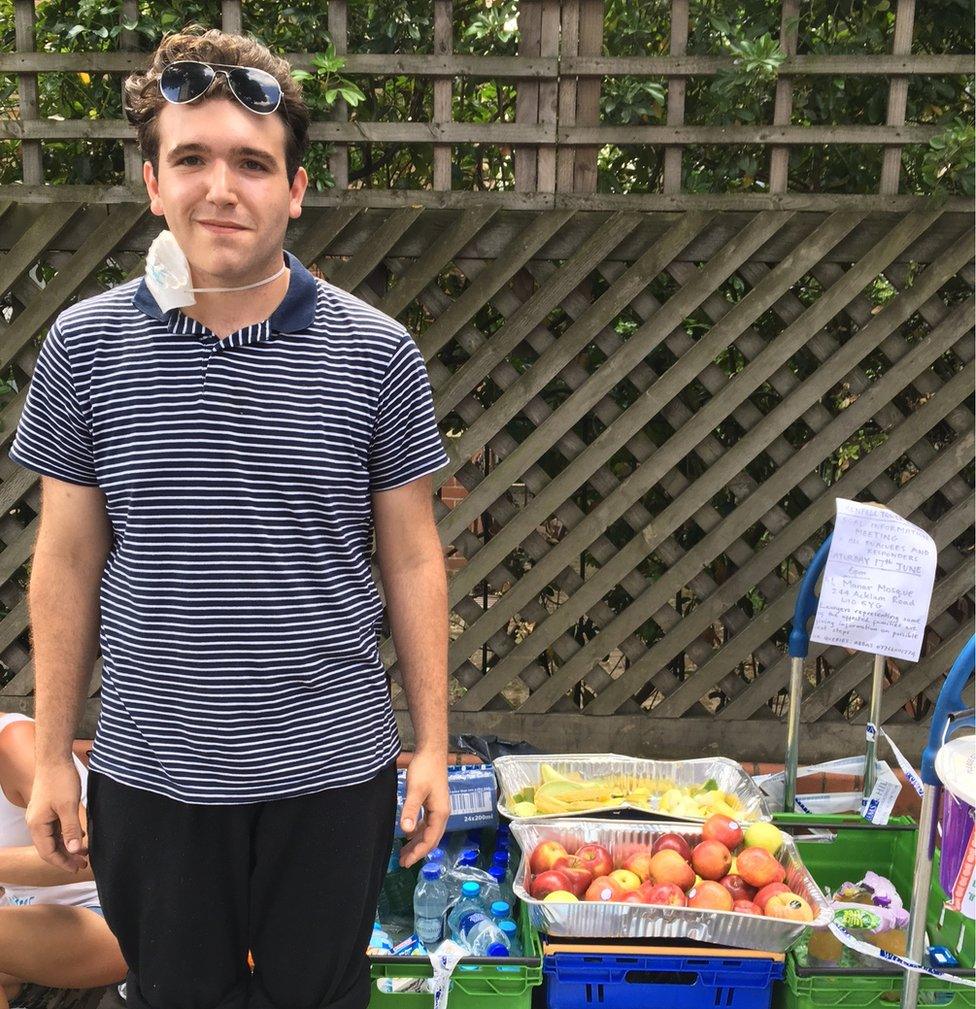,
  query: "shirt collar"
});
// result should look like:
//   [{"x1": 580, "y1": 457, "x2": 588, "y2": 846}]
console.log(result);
[{"x1": 132, "y1": 249, "x2": 318, "y2": 337}]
